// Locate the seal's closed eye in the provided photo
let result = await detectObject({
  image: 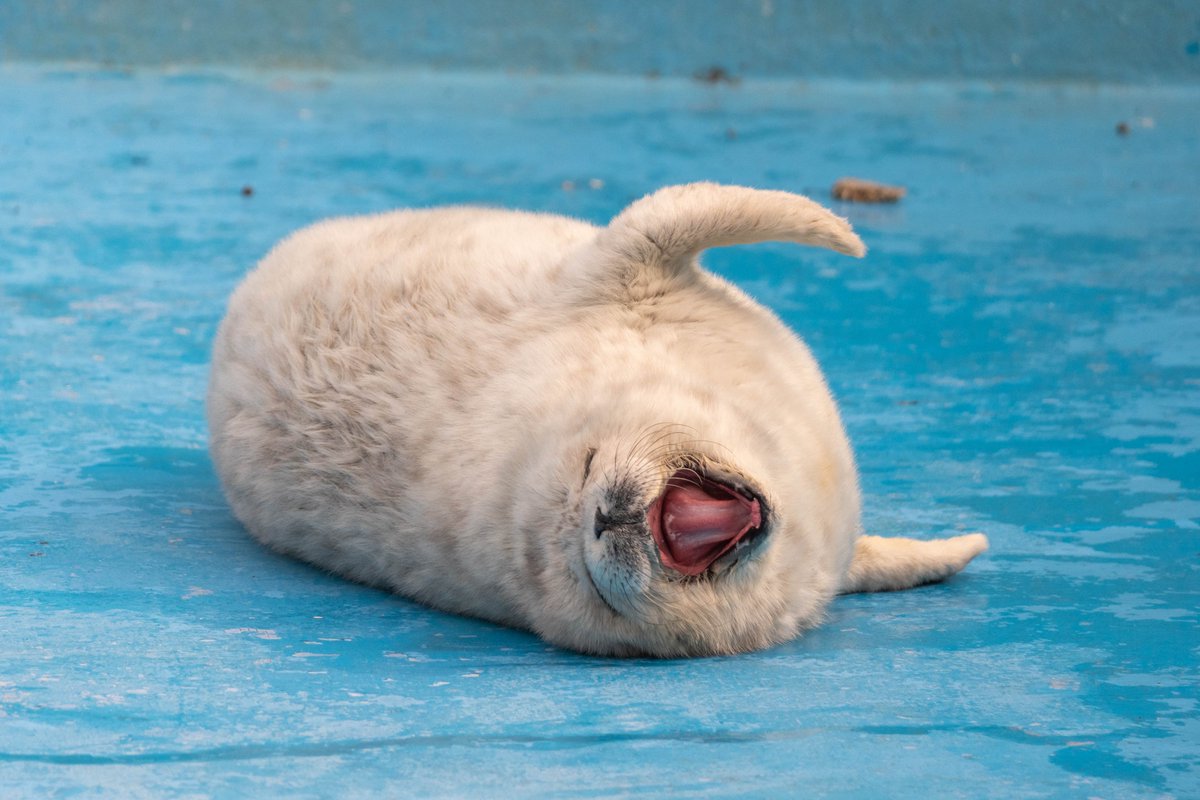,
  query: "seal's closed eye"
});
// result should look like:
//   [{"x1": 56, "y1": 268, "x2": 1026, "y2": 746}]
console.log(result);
[{"x1": 582, "y1": 447, "x2": 597, "y2": 482}]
